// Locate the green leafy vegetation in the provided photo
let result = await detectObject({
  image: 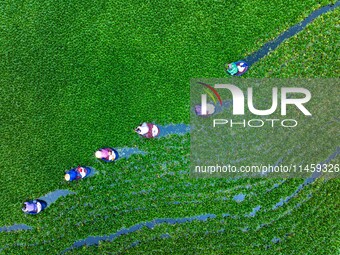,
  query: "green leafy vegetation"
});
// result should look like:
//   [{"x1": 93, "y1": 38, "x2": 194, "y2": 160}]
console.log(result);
[
  {"x1": 248, "y1": 7, "x2": 340, "y2": 77},
  {"x1": 0, "y1": 0, "x2": 339, "y2": 254}
]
